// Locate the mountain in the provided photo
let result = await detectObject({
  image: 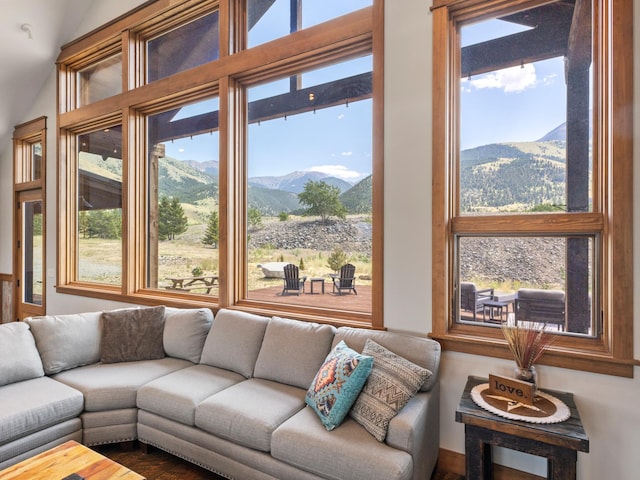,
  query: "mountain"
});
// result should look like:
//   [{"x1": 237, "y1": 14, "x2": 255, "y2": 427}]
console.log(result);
[
  {"x1": 460, "y1": 139, "x2": 568, "y2": 212},
  {"x1": 182, "y1": 159, "x2": 220, "y2": 177},
  {"x1": 249, "y1": 171, "x2": 353, "y2": 194},
  {"x1": 340, "y1": 175, "x2": 372, "y2": 214}
]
